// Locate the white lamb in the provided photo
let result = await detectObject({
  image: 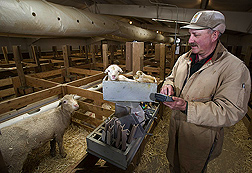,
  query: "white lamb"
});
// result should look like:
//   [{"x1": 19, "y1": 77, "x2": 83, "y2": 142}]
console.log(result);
[
  {"x1": 133, "y1": 71, "x2": 157, "y2": 83},
  {"x1": 105, "y1": 64, "x2": 136, "y2": 82},
  {"x1": 0, "y1": 94, "x2": 79, "y2": 173}
]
